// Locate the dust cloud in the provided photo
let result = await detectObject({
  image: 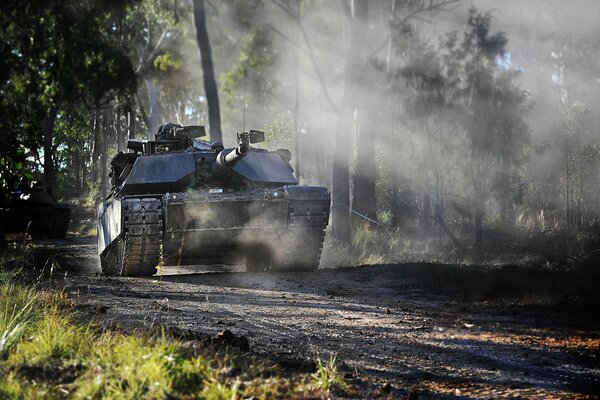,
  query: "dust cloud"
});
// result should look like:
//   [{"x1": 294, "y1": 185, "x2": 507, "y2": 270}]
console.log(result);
[{"x1": 159, "y1": 0, "x2": 600, "y2": 264}]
